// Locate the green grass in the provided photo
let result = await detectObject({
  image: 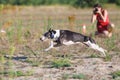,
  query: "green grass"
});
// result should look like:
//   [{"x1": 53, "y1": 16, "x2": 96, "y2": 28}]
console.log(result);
[
  {"x1": 6, "y1": 27, "x2": 15, "y2": 43},
  {"x1": 72, "y1": 73, "x2": 86, "y2": 79},
  {"x1": 111, "y1": 71, "x2": 120, "y2": 79},
  {"x1": 0, "y1": 5, "x2": 120, "y2": 80},
  {"x1": 61, "y1": 73, "x2": 69, "y2": 80},
  {"x1": 104, "y1": 53, "x2": 112, "y2": 61},
  {"x1": 61, "y1": 73, "x2": 86, "y2": 80},
  {"x1": 90, "y1": 54, "x2": 99, "y2": 58},
  {"x1": 0, "y1": 70, "x2": 33, "y2": 77},
  {"x1": 25, "y1": 59, "x2": 40, "y2": 67},
  {"x1": 24, "y1": 30, "x2": 31, "y2": 39},
  {"x1": 51, "y1": 58, "x2": 71, "y2": 68},
  {"x1": 104, "y1": 36, "x2": 117, "y2": 51}
]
